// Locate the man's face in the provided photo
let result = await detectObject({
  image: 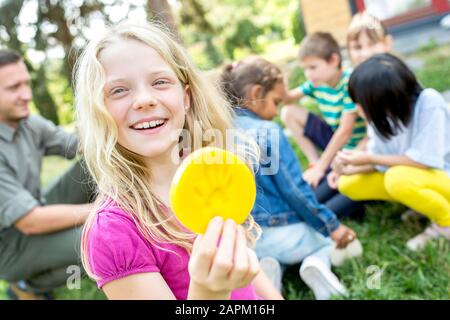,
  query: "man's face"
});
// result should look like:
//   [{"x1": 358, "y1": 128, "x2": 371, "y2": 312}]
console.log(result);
[{"x1": 0, "y1": 61, "x2": 32, "y2": 127}]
